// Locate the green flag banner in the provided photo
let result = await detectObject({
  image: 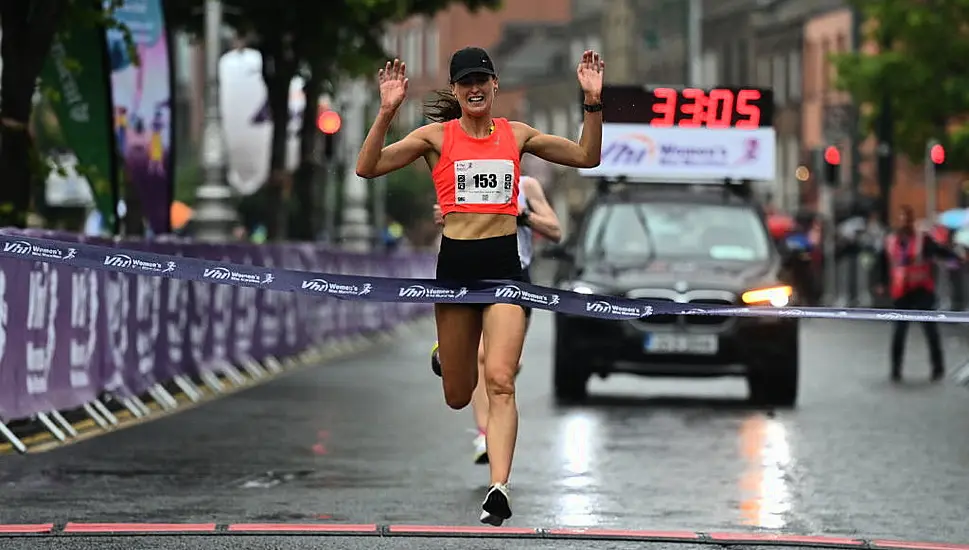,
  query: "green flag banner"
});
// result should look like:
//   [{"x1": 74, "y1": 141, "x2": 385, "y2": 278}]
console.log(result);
[{"x1": 40, "y1": 25, "x2": 118, "y2": 232}]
